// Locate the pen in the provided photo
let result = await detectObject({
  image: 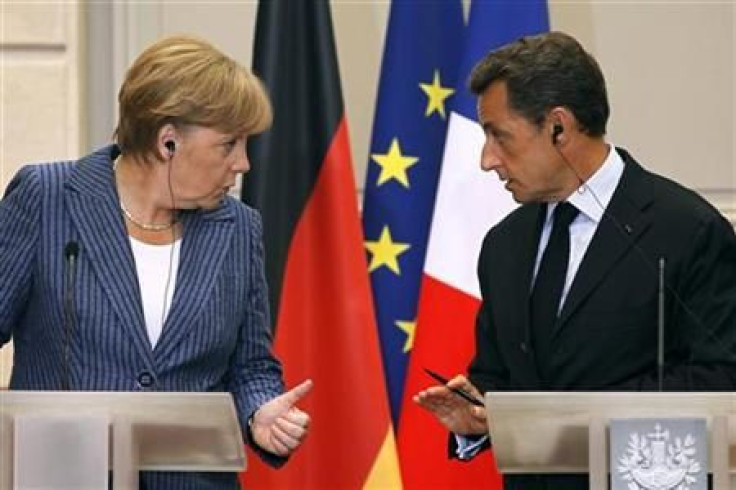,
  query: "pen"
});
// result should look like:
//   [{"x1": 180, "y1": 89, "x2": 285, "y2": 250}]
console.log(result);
[{"x1": 423, "y1": 368, "x2": 485, "y2": 407}]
